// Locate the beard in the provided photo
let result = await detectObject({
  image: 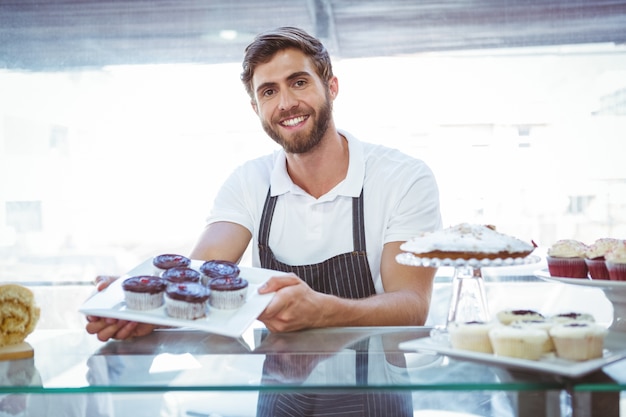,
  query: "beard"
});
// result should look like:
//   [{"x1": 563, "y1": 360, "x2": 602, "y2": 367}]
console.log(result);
[{"x1": 261, "y1": 96, "x2": 332, "y2": 154}]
